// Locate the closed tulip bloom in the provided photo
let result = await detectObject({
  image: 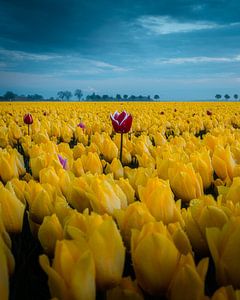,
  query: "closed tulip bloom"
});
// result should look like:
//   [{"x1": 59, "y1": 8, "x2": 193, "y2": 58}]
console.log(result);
[
  {"x1": 66, "y1": 177, "x2": 92, "y2": 212},
  {"x1": 0, "y1": 236, "x2": 15, "y2": 300},
  {"x1": 115, "y1": 178, "x2": 135, "y2": 204},
  {"x1": 38, "y1": 214, "x2": 63, "y2": 255},
  {"x1": 81, "y1": 152, "x2": 103, "y2": 174},
  {"x1": 131, "y1": 222, "x2": 180, "y2": 295},
  {"x1": 23, "y1": 113, "x2": 33, "y2": 125},
  {"x1": 211, "y1": 286, "x2": 240, "y2": 300},
  {"x1": 39, "y1": 167, "x2": 60, "y2": 187},
  {"x1": 218, "y1": 177, "x2": 240, "y2": 204},
  {"x1": 109, "y1": 158, "x2": 124, "y2": 179},
  {"x1": 61, "y1": 125, "x2": 73, "y2": 143},
  {"x1": 102, "y1": 137, "x2": 118, "y2": 162},
  {"x1": 39, "y1": 238, "x2": 95, "y2": 300},
  {"x1": 106, "y1": 277, "x2": 144, "y2": 300},
  {"x1": 114, "y1": 202, "x2": 155, "y2": 248},
  {"x1": 8, "y1": 122, "x2": 22, "y2": 144},
  {"x1": 138, "y1": 177, "x2": 183, "y2": 225},
  {"x1": 110, "y1": 111, "x2": 132, "y2": 134},
  {"x1": 87, "y1": 218, "x2": 125, "y2": 289},
  {"x1": 136, "y1": 153, "x2": 155, "y2": 170},
  {"x1": 190, "y1": 150, "x2": 213, "y2": 189},
  {"x1": 0, "y1": 186, "x2": 25, "y2": 233},
  {"x1": 5, "y1": 178, "x2": 27, "y2": 205},
  {"x1": 0, "y1": 126, "x2": 9, "y2": 148},
  {"x1": 206, "y1": 217, "x2": 240, "y2": 288},
  {"x1": 72, "y1": 158, "x2": 85, "y2": 177},
  {"x1": 212, "y1": 145, "x2": 236, "y2": 181},
  {"x1": 73, "y1": 144, "x2": 86, "y2": 160},
  {"x1": 30, "y1": 153, "x2": 48, "y2": 179},
  {"x1": 29, "y1": 189, "x2": 54, "y2": 224},
  {"x1": 168, "y1": 162, "x2": 203, "y2": 202},
  {"x1": 182, "y1": 196, "x2": 229, "y2": 256},
  {"x1": 87, "y1": 177, "x2": 127, "y2": 215},
  {"x1": 0, "y1": 150, "x2": 19, "y2": 183},
  {"x1": 168, "y1": 254, "x2": 209, "y2": 300}
]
